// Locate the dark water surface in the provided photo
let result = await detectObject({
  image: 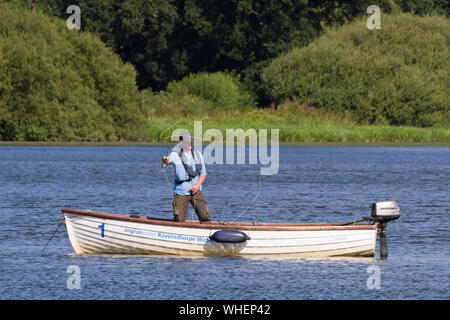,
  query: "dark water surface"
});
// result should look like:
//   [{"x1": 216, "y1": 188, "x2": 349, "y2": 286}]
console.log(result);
[{"x1": 0, "y1": 146, "x2": 448, "y2": 299}]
